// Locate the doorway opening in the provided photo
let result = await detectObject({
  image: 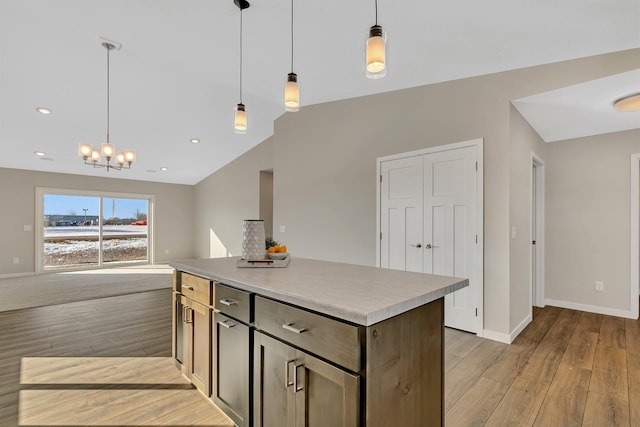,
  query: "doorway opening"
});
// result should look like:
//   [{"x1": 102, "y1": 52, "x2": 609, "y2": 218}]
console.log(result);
[
  {"x1": 531, "y1": 154, "x2": 545, "y2": 310},
  {"x1": 376, "y1": 138, "x2": 484, "y2": 335},
  {"x1": 630, "y1": 154, "x2": 640, "y2": 319},
  {"x1": 260, "y1": 170, "x2": 274, "y2": 238}
]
